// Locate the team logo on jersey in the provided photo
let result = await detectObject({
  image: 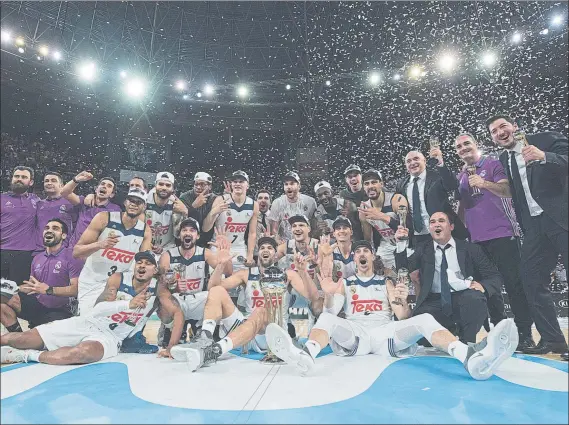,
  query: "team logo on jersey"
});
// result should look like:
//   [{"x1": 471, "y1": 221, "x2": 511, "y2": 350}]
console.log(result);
[
  {"x1": 59, "y1": 205, "x2": 67, "y2": 213},
  {"x1": 480, "y1": 170, "x2": 487, "y2": 178},
  {"x1": 30, "y1": 198, "x2": 37, "y2": 208},
  {"x1": 350, "y1": 285, "x2": 357, "y2": 294},
  {"x1": 350, "y1": 294, "x2": 382, "y2": 313},
  {"x1": 101, "y1": 247, "x2": 135, "y2": 264},
  {"x1": 226, "y1": 210, "x2": 232, "y2": 216},
  {"x1": 5, "y1": 201, "x2": 13, "y2": 208},
  {"x1": 53, "y1": 261, "x2": 62, "y2": 274},
  {"x1": 178, "y1": 278, "x2": 202, "y2": 293},
  {"x1": 151, "y1": 222, "x2": 169, "y2": 237},
  {"x1": 110, "y1": 311, "x2": 144, "y2": 325},
  {"x1": 225, "y1": 216, "x2": 248, "y2": 233}
]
